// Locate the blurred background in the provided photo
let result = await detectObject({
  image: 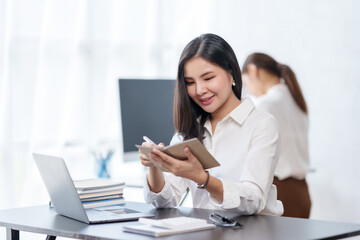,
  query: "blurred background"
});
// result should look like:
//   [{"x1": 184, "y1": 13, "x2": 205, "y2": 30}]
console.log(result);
[{"x1": 1, "y1": 0, "x2": 360, "y2": 238}]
